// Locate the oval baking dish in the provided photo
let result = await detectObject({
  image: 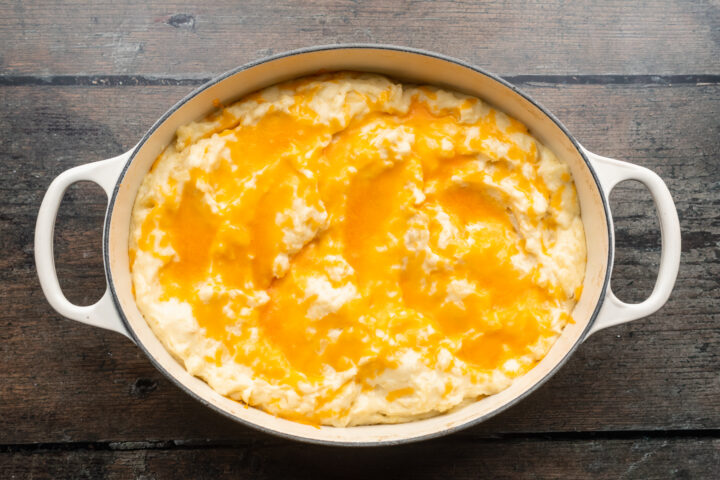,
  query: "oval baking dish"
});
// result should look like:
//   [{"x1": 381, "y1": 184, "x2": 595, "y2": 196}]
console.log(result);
[{"x1": 35, "y1": 45, "x2": 681, "y2": 446}]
